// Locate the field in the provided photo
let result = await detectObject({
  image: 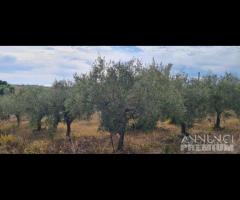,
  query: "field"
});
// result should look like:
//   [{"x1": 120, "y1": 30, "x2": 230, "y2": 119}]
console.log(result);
[{"x1": 0, "y1": 113, "x2": 239, "y2": 154}]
